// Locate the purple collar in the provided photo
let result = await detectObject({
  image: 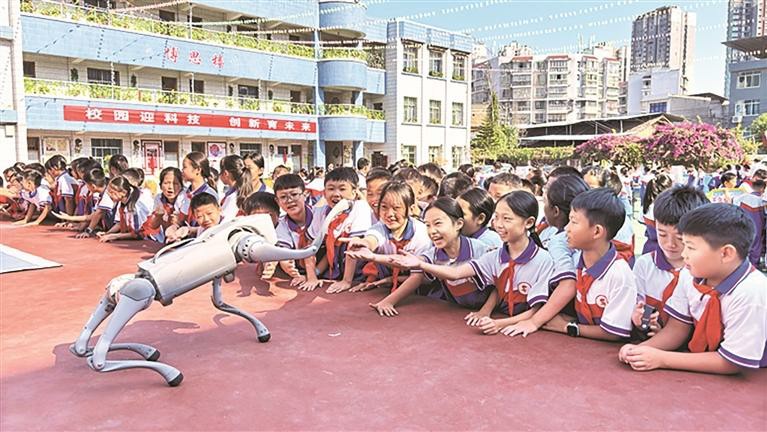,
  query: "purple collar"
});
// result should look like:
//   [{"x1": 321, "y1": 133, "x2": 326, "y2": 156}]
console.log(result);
[
  {"x1": 223, "y1": 187, "x2": 238, "y2": 198},
  {"x1": 435, "y1": 235, "x2": 472, "y2": 262},
  {"x1": 287, "y1": 205, "x2": 313, "y2": 232},
  {"x1": 385, "y1": 218, "x2": 415, "y2": 242},
  {"x1": 499, "y1": 238, "x2": 537, "y2": 265},
  {"x1": 652, "y1": 249, "x2": 676, "y2": 272},
  {"x1": 188, "y1": 182, "x2": 209, "y2": 197},
  {"x1": 696, "y1": 259, "x2": 754, "y2": 296},
  {"x1": 471, "y1": 226, "x2": 488, "y2": 240},
  {"x1": 578, "y1": 245, "x2": 618, "y2": 280}
]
